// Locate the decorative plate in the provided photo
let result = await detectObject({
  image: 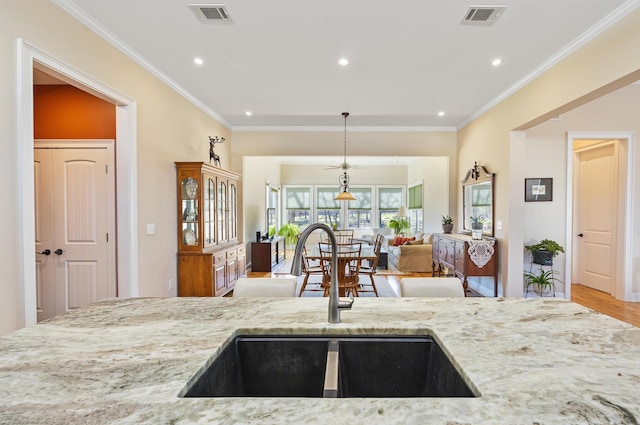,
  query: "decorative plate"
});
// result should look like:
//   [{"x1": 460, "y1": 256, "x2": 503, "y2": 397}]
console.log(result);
[{"x1": 183, "y1": 228, "x2": 197, "y2": 245}]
